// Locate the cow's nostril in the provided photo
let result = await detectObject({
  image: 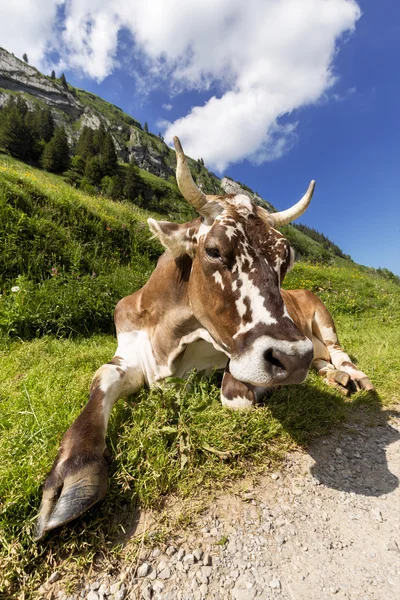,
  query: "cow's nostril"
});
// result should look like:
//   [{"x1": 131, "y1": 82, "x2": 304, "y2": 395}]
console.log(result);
[{"x1": 264, "y1": 349, "x2": 285, "y2": 371}]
